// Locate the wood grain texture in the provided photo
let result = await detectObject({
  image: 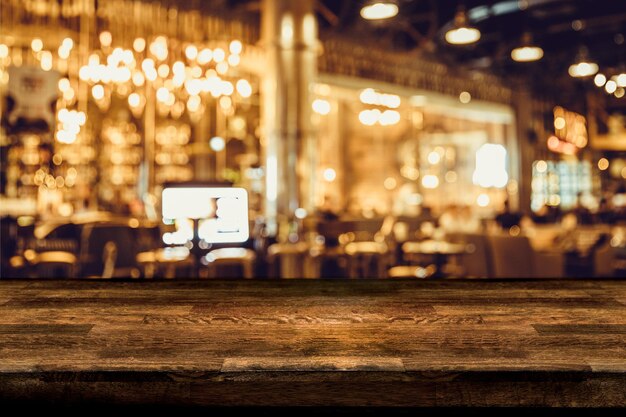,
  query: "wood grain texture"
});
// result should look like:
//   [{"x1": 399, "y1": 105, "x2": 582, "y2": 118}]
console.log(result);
[{"x1": 0, "y1": 279, "x2": 625, "y2": 406}]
